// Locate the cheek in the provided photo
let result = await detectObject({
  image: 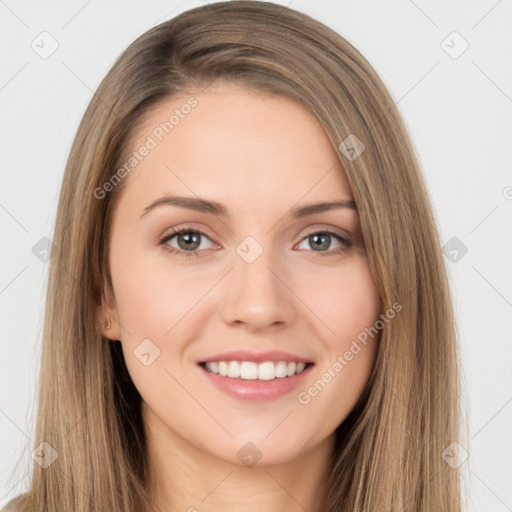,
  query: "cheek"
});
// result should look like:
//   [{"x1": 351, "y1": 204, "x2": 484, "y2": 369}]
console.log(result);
[
  {"x1": 110, "y1": 245, "x2": 209, "y2": 341},
  {"x1": 310, "y1": 257, "x2": 381, "y2": 346},
  {"x1": 109, "y1": 252, "x2": 198, "y2": 409},
  {"x1": 295, "y1": 258, "x2": 380, "y2": 427}
]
